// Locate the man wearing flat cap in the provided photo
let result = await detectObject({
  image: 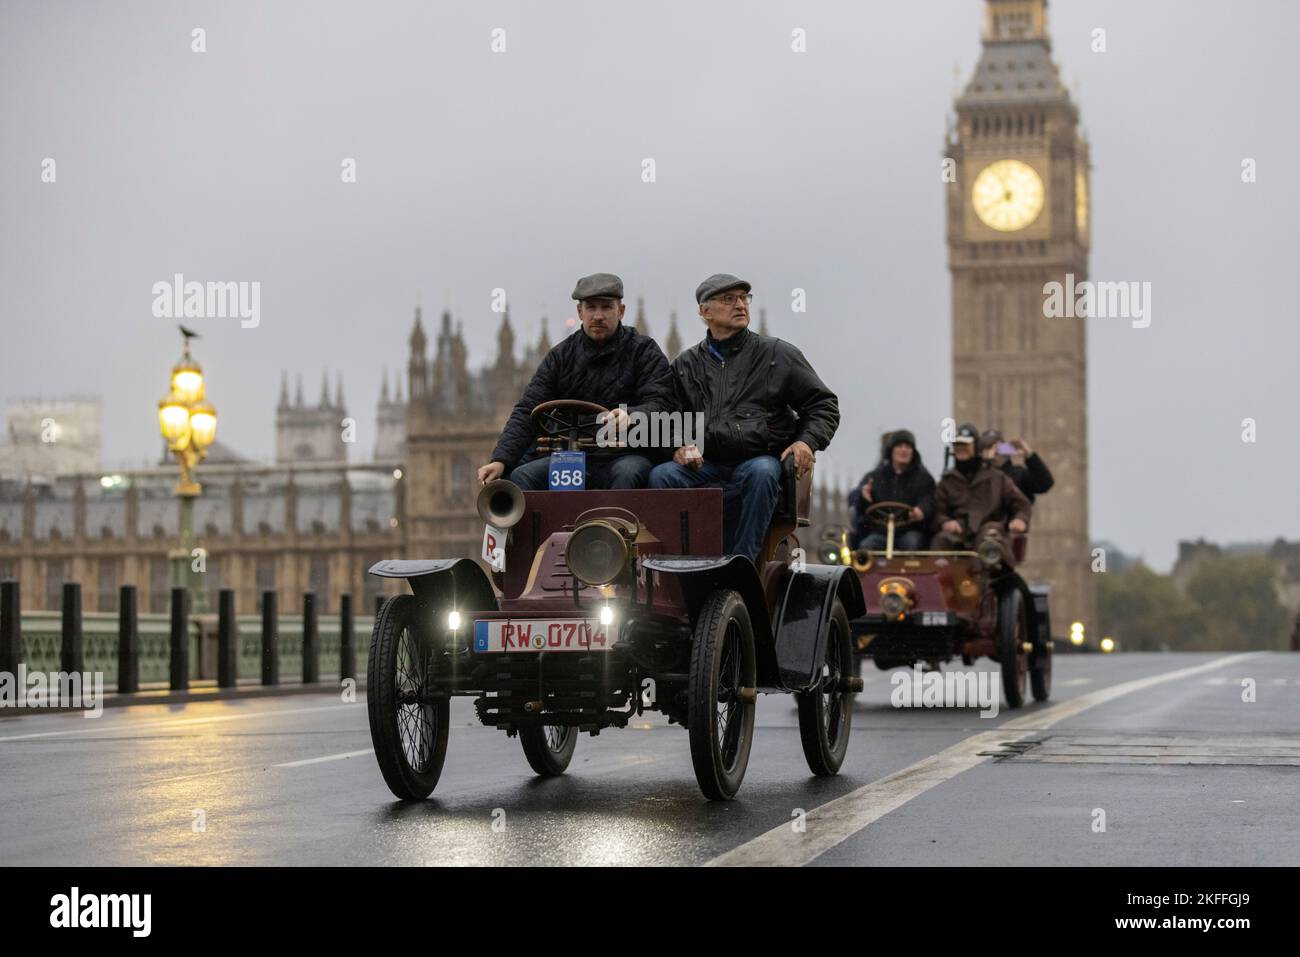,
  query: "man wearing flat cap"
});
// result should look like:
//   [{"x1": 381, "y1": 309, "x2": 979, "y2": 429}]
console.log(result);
[
  {"x1": 477, "y1": 272, "x2": 676, "y2": 491},
  {"x1": 648, "y1": 273, "x2": 840, "y2": 562}
]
